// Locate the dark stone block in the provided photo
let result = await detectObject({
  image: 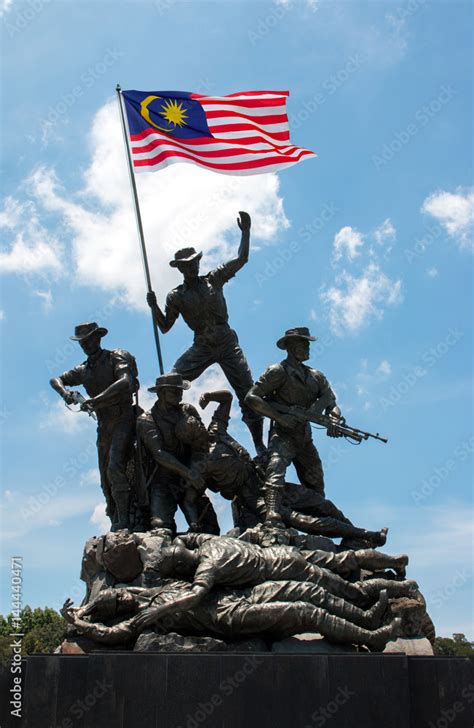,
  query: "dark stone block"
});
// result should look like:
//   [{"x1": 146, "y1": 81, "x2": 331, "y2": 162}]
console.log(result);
[
  {"x1": 0, "y1": 663, "x2": 14, "y2": 728},
  {"x1": 83, "y1": 653, "x2": 125, "y2": 728},
  {"x1": 121, "y1": 654, "x2": 166, "y2": 727},
  {"x1": 54, "y1": 655, "x2": 89, "y2": 728},
  {"x1": 409, "y1": 657, "x2": 474, "y2": 728},
  {"x1": 23, "y1": 655, "x2": 60, "y2": 728},
  {"x1": 204, "y1": 653, "x2": 273, "y2": 728},
  {"x1": 164, "y1": 654, "x2": 224, "y2": 727},
  {"x1": 2, "y1": 654, "x2": 473, "y2": 728}
]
